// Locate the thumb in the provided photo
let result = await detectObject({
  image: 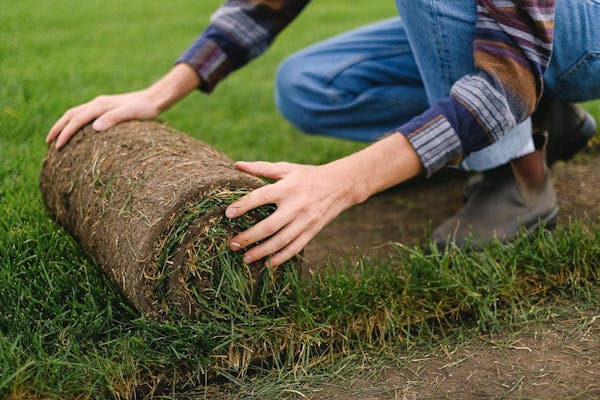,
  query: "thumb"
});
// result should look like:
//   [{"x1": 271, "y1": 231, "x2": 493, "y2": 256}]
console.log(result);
[
  {"x1": 92, "y1": 108, "x2": 129, "y2": 131},
  {"x1": 235, "y1": 161, "x2": 295, "y2": 180}
]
